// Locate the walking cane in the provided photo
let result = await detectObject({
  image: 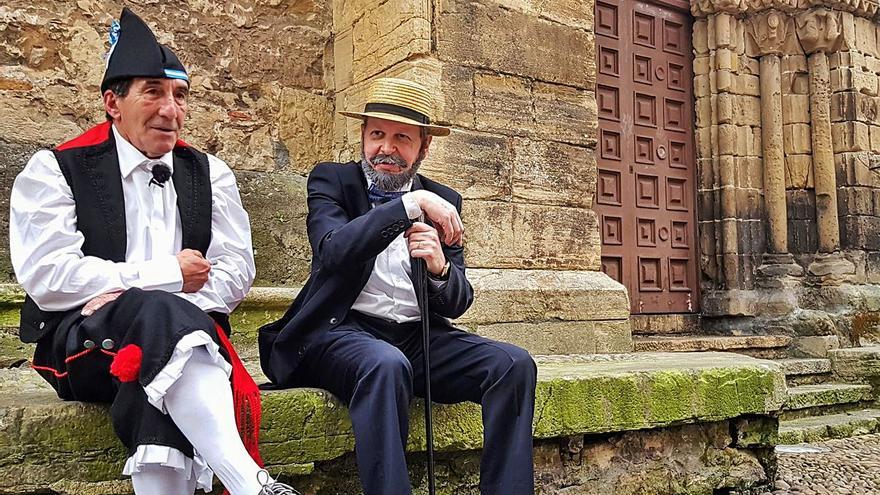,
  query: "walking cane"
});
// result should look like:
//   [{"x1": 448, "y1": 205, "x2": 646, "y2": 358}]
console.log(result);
[{"x1": 412, "y1": 254, "x2": 436, "y2": 495}]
